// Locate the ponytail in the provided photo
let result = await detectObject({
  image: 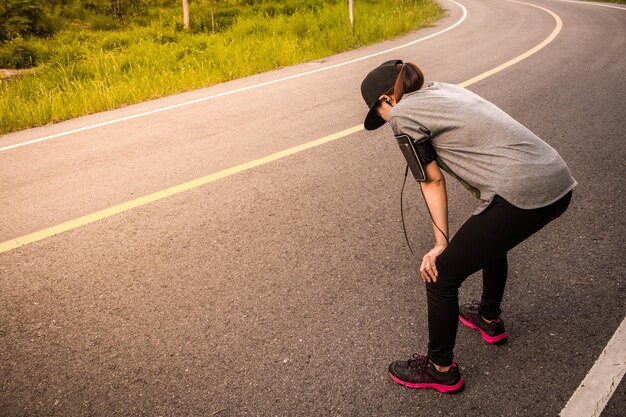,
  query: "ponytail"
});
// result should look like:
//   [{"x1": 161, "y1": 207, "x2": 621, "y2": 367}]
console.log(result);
[{"x1": 393, "y1": 62, "x2": 424, "y2": 102}]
